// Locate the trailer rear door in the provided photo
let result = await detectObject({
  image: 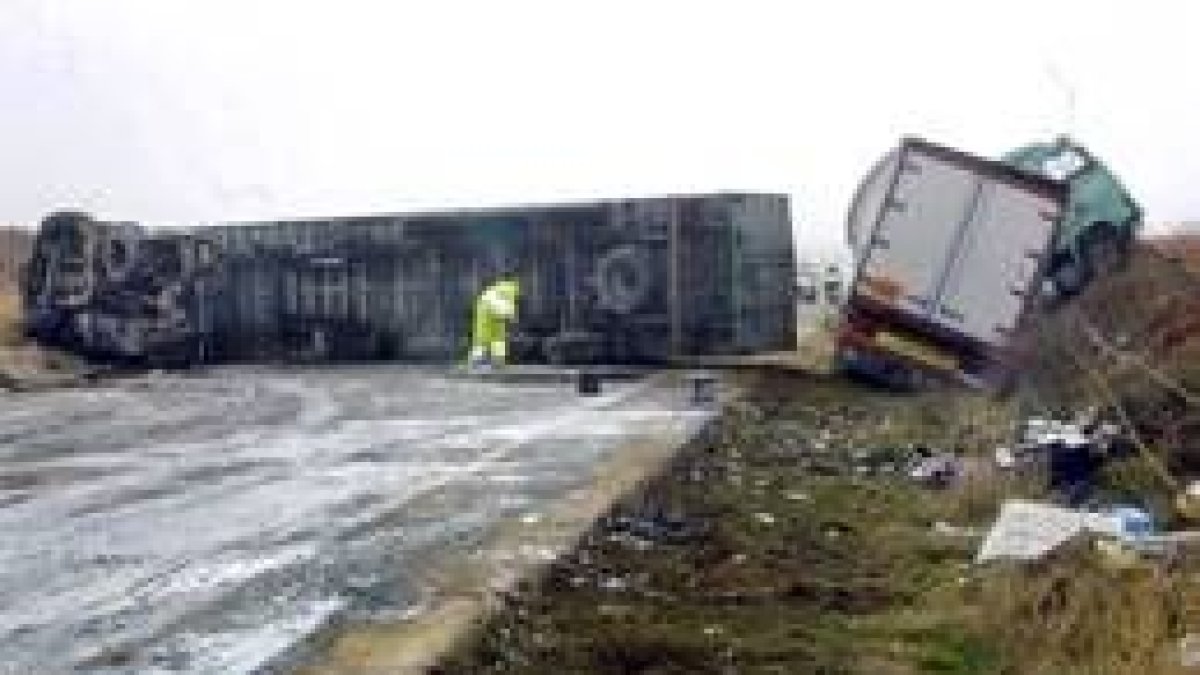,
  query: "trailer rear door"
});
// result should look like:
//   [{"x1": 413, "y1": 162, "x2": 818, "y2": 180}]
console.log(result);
[
  {"x1": 855, "y1": 147, "x2": 982, "y2": 319},
  {"x1": 852, "y1": 141, "x2": 1062, "y2": 348},
  {"x1": 934, "y1": 181, "x2": 1058, "y2": 347}
]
